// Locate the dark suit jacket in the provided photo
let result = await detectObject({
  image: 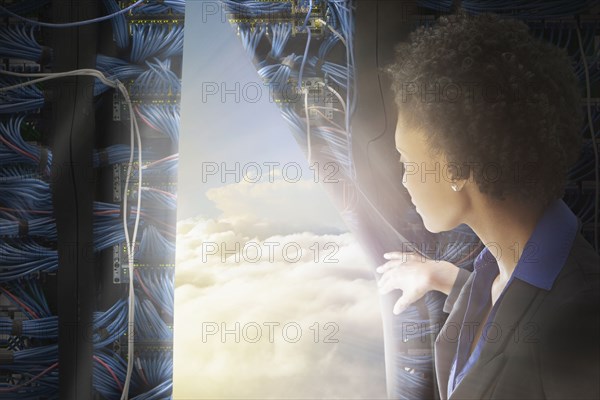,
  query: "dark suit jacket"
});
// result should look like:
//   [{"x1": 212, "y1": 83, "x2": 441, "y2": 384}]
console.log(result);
[{"x1": 434, "y1": 232, "x2": 600, "y2": 400}]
